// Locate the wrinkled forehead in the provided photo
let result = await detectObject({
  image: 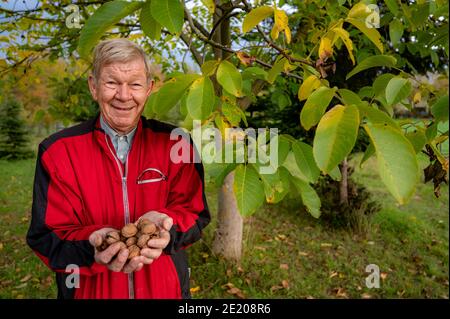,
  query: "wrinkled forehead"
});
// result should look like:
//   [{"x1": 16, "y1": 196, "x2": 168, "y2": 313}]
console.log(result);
[{"x1": 99, "y1": 59, "x2": 147, "y2": 80}]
